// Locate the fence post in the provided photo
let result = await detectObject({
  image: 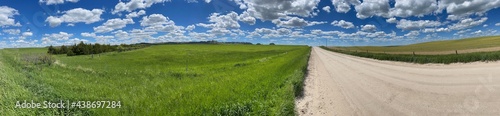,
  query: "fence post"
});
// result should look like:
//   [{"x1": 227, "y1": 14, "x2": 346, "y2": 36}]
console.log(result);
[
  {"x1": 413, "y1": 51, "x2": 415, "y2": 56},
  {"x1": 456, "y1": 50, "x2": 458, "y2": 55}
]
